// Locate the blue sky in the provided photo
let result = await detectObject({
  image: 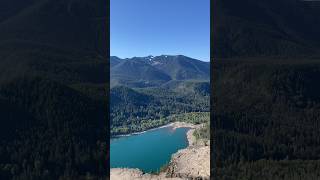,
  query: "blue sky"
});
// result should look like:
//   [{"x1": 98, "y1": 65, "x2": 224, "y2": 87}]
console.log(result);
[{"x1": 111, "y1": 0, "x2": 210, "y2": 61}]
